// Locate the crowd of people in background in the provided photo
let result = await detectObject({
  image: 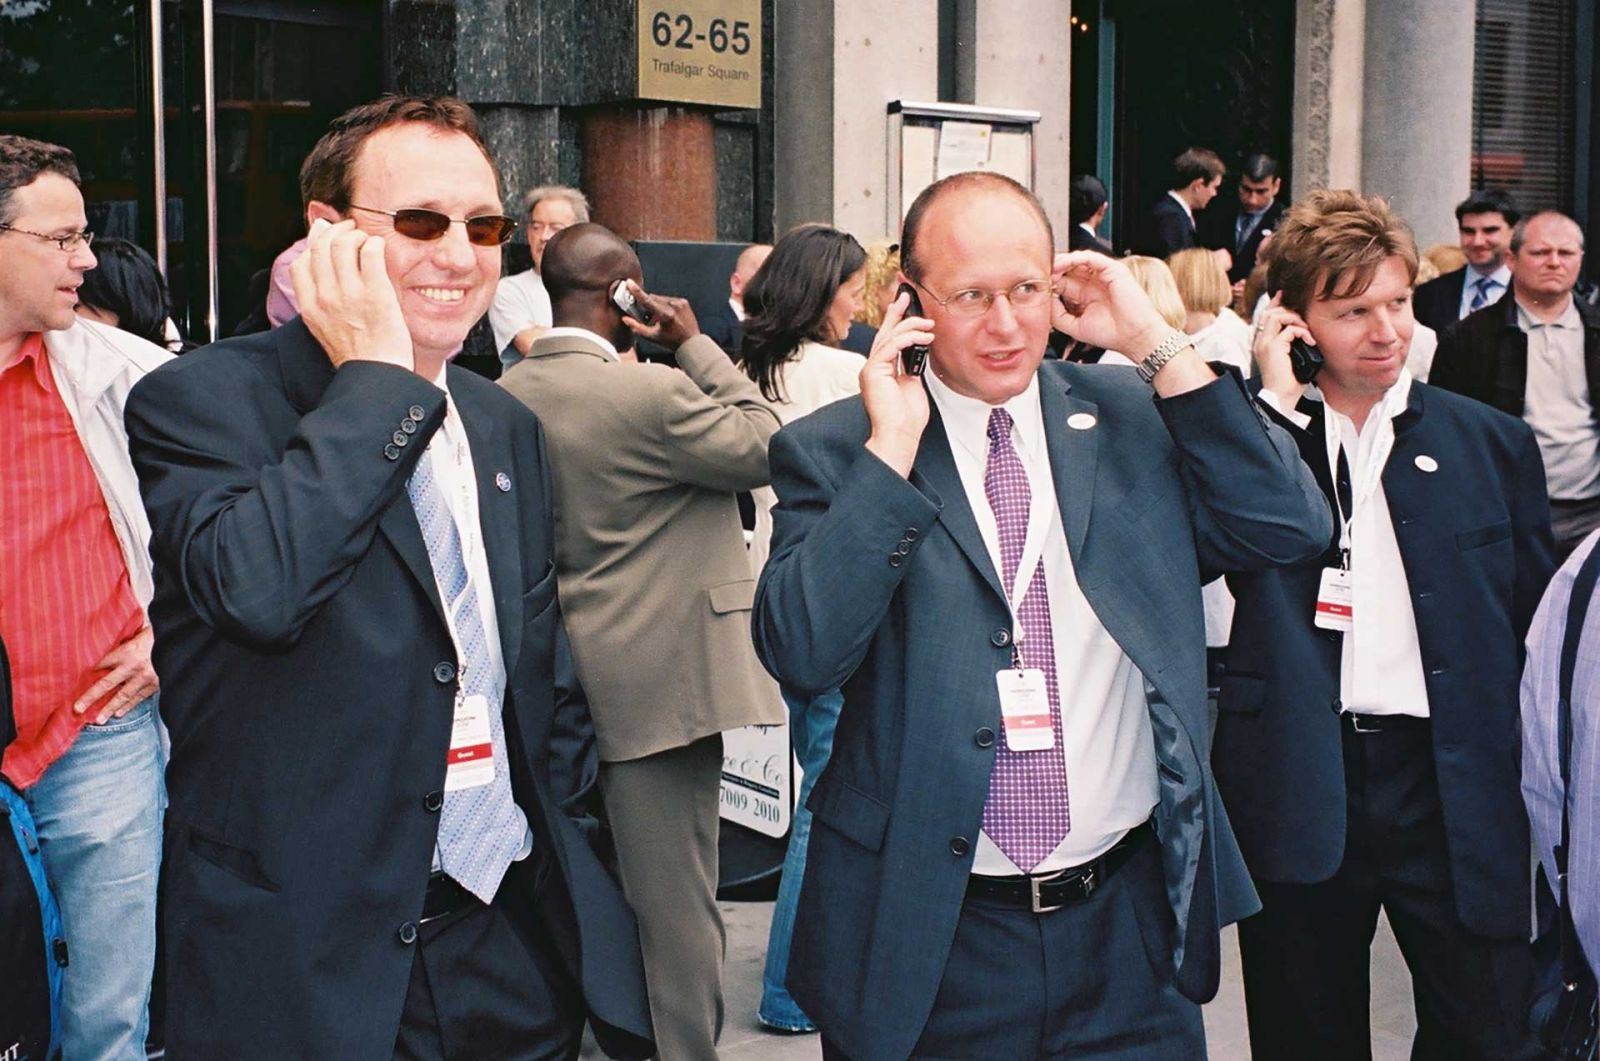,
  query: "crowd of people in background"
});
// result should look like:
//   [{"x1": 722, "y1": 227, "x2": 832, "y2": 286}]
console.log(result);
[{"x1": 5, "y1": 96, "x2": 1600, "y2": 1061}]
